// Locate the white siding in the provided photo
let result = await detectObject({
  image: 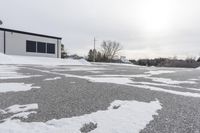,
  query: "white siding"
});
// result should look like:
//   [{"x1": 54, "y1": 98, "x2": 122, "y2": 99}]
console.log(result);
[
  {"x1": 0, "y1": 31, "x2": 4, "y2": 53},
  {"x1": 5, "y1": 31, "x2": 61, "y2": 58}
]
